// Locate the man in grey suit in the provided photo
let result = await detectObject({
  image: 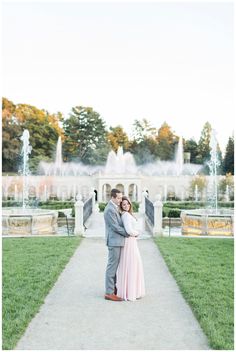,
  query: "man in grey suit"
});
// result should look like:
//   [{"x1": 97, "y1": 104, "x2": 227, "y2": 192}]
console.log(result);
[{"x1": 104, "y1": 188, "x2": 129, "y2": 301}]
